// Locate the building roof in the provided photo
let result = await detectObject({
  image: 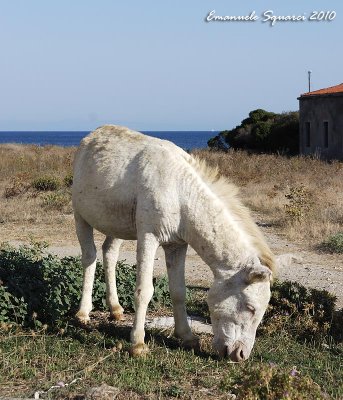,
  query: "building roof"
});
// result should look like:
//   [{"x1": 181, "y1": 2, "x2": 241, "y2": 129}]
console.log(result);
[{"x1": 300, "y1": 83, "x2": 343, "y2": 97}]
